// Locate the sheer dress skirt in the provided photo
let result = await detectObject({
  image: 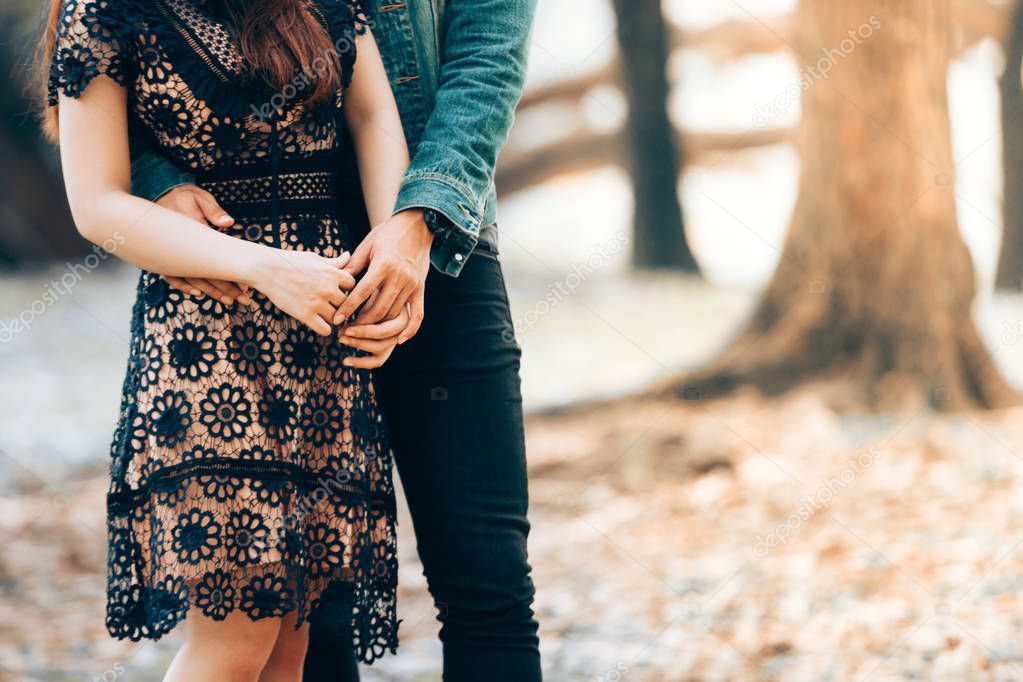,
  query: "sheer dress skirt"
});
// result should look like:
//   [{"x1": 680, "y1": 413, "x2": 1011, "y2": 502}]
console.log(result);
[{"x1": 106, "y1": 158, "x2": 399, "y2": 661}]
